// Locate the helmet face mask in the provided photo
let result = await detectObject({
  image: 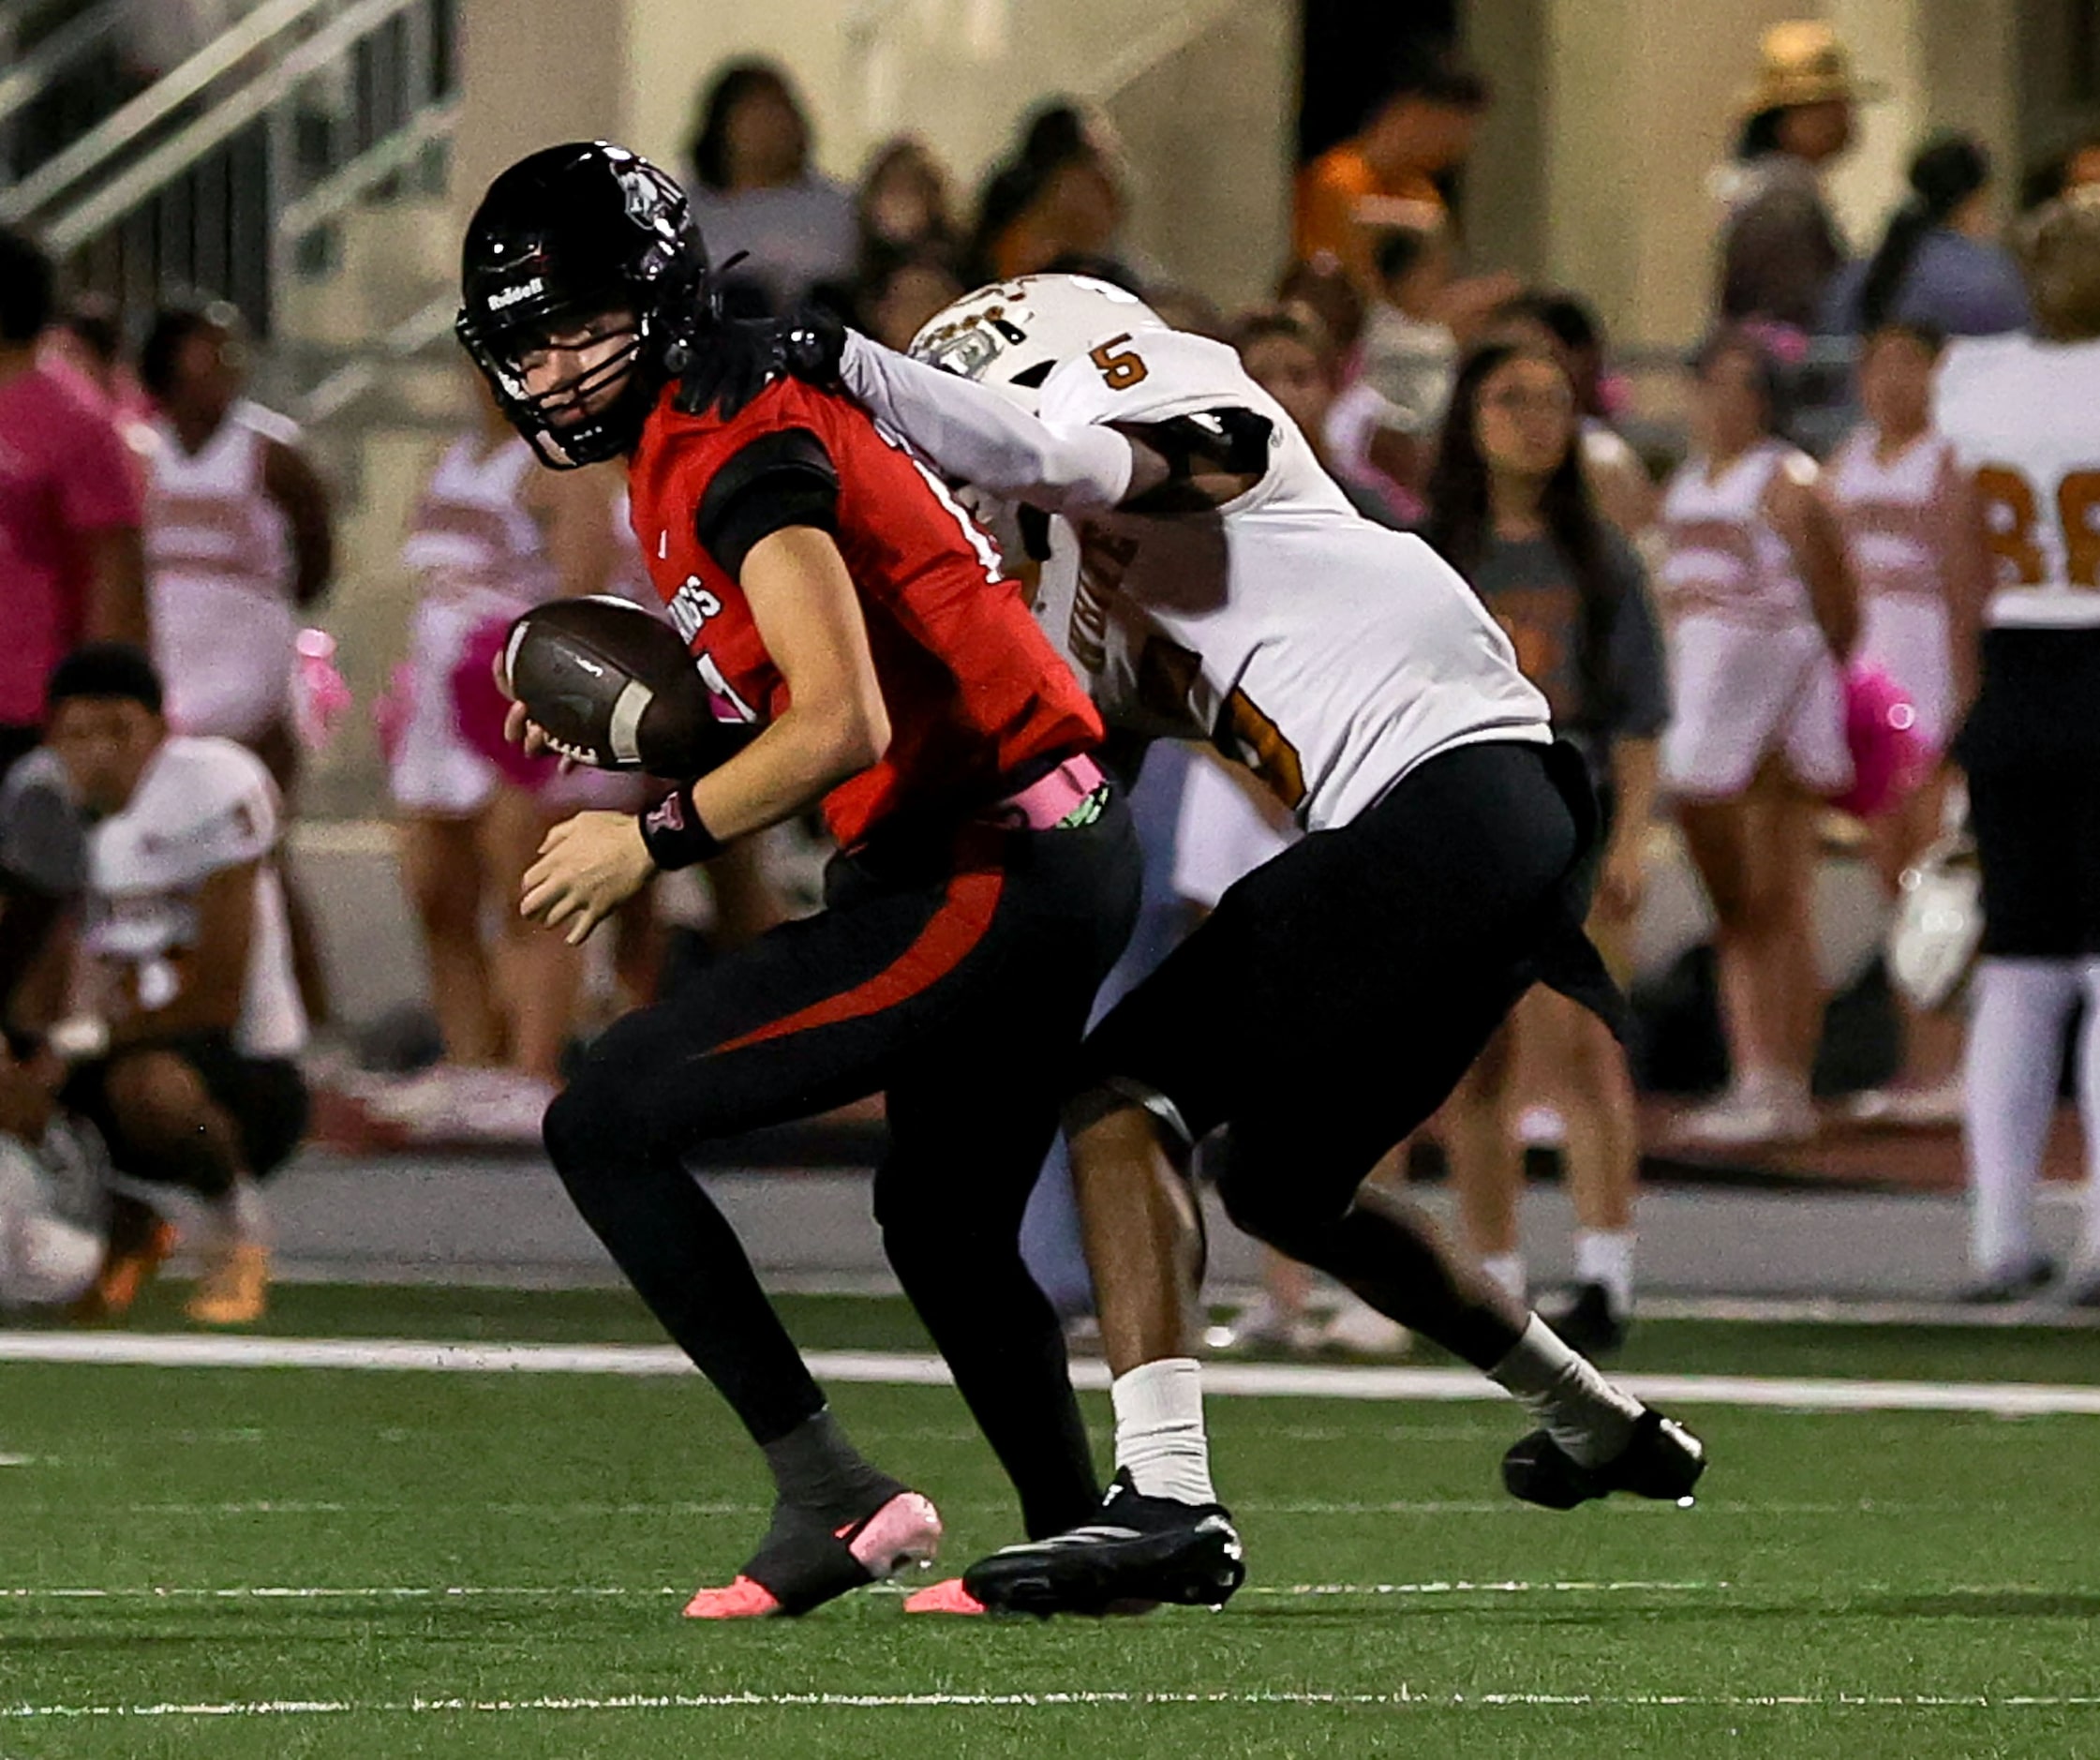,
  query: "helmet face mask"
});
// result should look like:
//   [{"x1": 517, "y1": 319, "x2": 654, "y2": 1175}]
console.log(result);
[
  {"x1": 460, "y1": 304, "x2": 650, "y2": 469},
  {"x1": 457, "y1": 142, "x2": 712, "y2": 468}
]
